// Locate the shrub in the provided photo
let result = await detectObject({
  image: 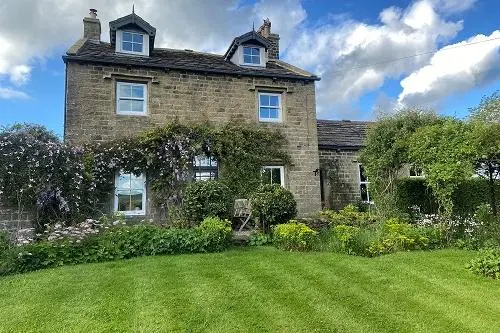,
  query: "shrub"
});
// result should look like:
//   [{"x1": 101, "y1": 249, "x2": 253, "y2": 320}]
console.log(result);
[
  {"x1": 0, "y1": 219, "x2": 233, "y2": 276},
  {"x1": 367, "y1": 218, "x2": 431, "y2": 256},
  {"x1": 319, "y1": 204, "x2": 378, "y2": 227},
  {"x1": 248, "y1": 232, "x2": 272, "y2": 246},
  {"x1": 182, "y1": 180, "x2": 233, "y2": 224},
  {"x1": 197, "y1": 217, "x2": 233, "y2": 252},
  {"x1": 467, "y1": 247, "x2": 500, "y2": 279},
  {"x1": 251, "y1": 184, "x2": 297, "y2": 230},
  {"x1": 273, "y1": 221, "x2": 317, "y2": 251},
  {"x1": 0, "y1": 231, "x2": 10, "y2": 257}
]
